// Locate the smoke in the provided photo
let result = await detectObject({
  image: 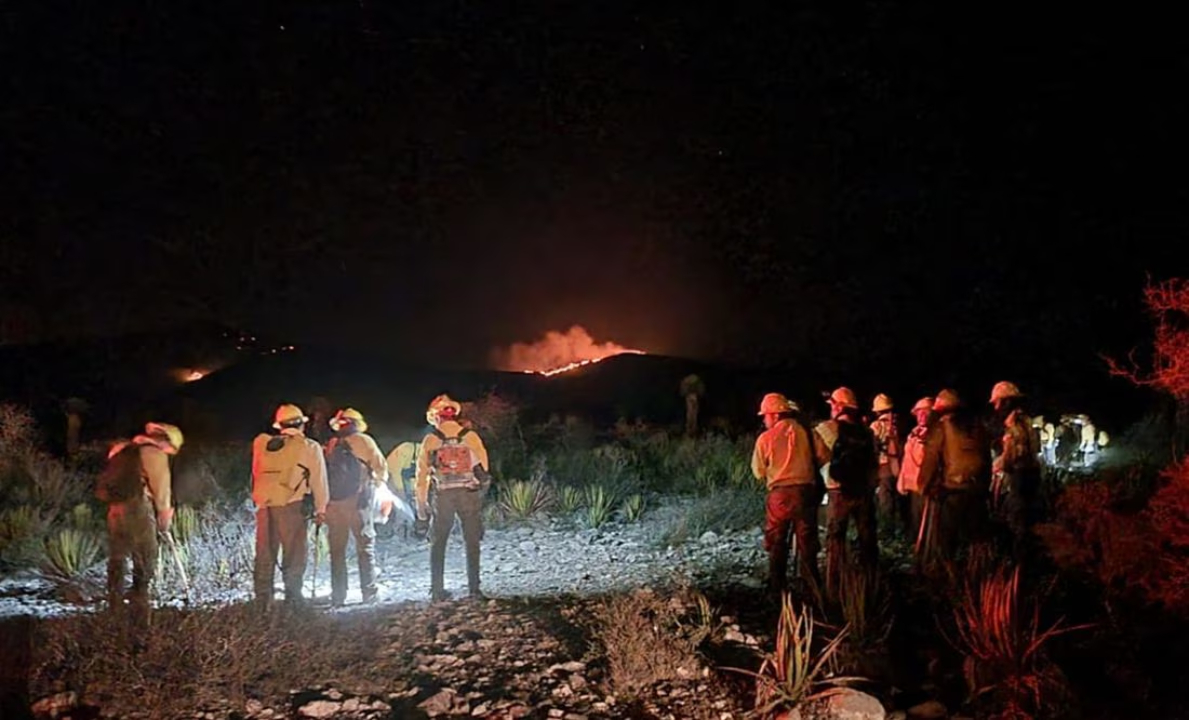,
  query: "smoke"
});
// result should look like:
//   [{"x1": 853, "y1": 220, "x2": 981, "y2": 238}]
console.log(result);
[{"x1": 491, "y1": 325, "x2": 643, "y2": 373}]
